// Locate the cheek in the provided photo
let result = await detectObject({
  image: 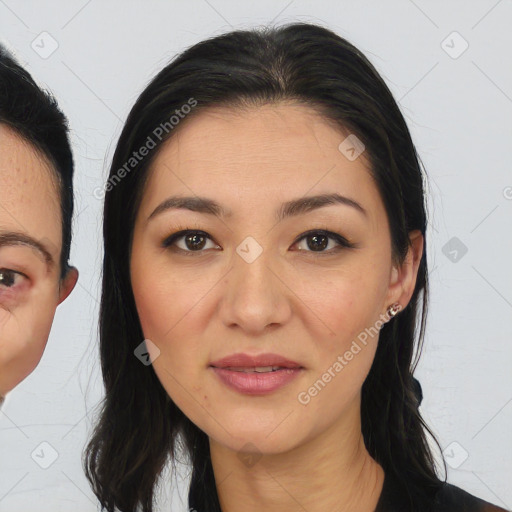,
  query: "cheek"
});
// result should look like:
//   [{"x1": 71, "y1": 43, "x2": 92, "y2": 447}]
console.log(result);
[
  {"x1": 299, "y1": 263, "x2": 387, "y2": 345},
  {"x1": 21, "y1": 290, "x2": 59, "y2": 346},
  {"x1": 294, "y1": 265, "x2": 387, "y2": 407},
  {"x1": 131, "y1": 261, "x2": 208, "y2": 342},
  {"x1": 130, "y1": 262, "x2": 244, "y2": 429},
  {"x1": 0, "y1": 295, "x2": 58, "y2": 372},
  {"x1": 130, "y1": 265, "x2": 209, "y2": 394}
]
